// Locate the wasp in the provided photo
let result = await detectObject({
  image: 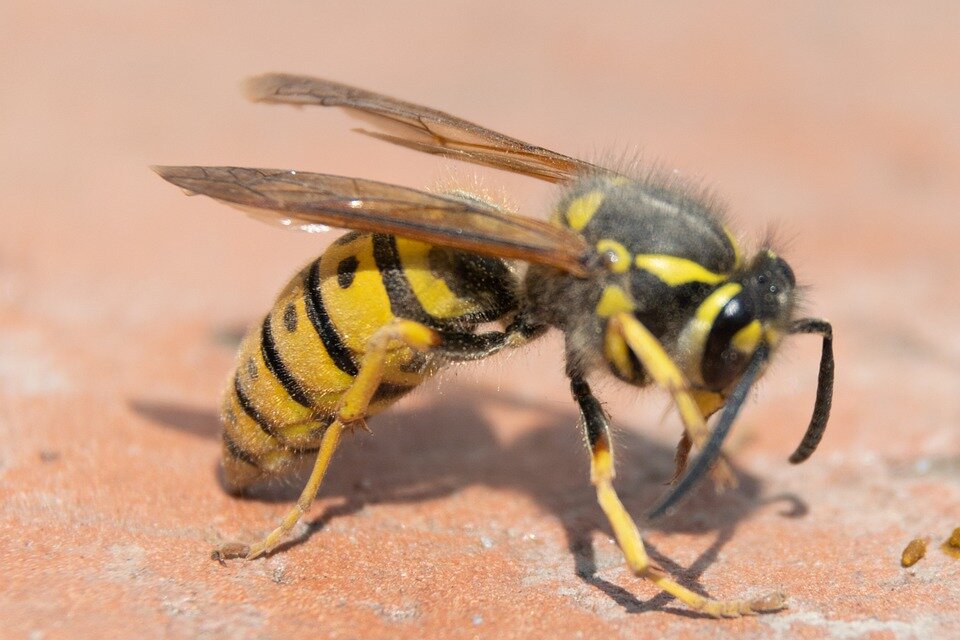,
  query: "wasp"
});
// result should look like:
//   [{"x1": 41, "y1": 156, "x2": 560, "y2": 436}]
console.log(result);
[{"x1": 154, "y1": 73, "x2": 834, "y2": 617}]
